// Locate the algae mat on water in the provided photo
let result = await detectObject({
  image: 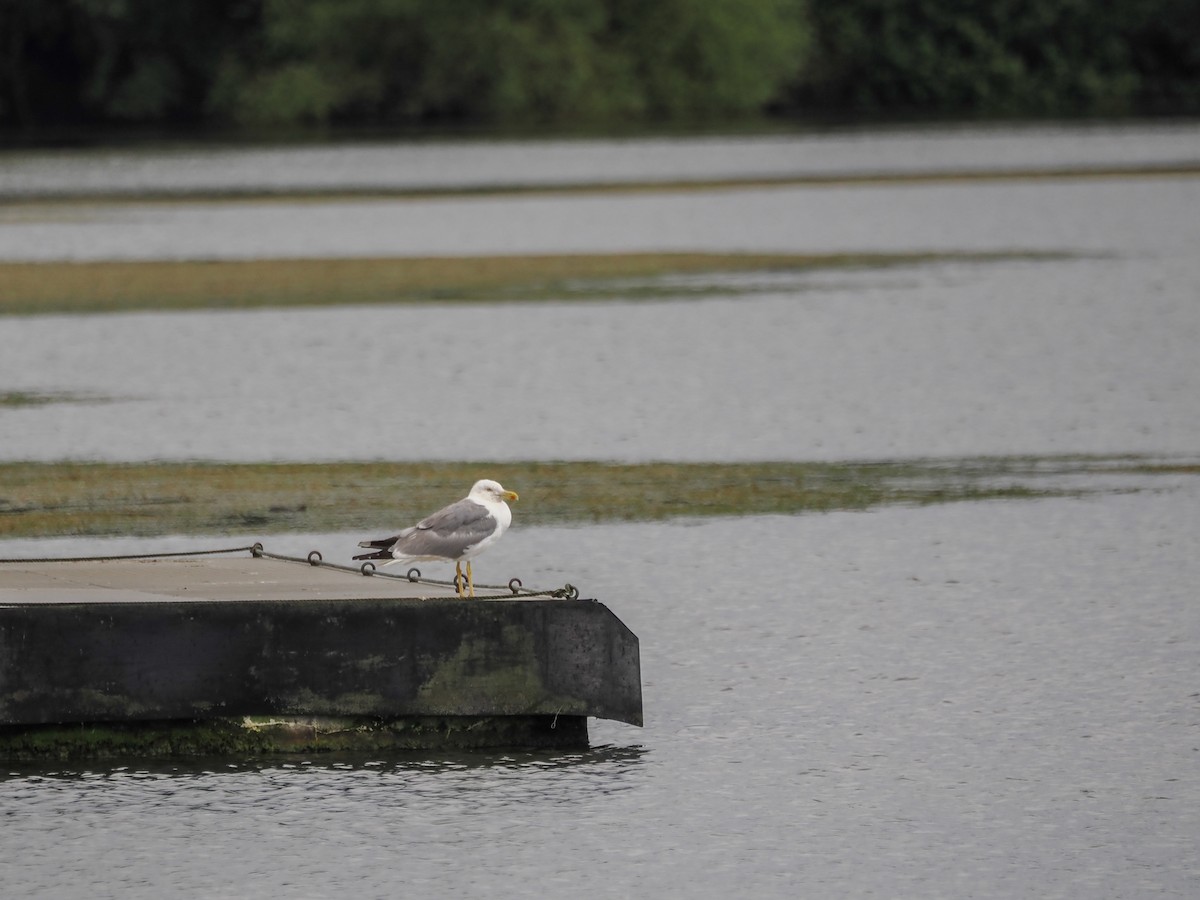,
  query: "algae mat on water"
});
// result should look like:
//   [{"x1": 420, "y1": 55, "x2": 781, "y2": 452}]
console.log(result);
[
  {"x1": 0, "y1": 251, "x2": 1061, "y2": 315},
  {"x1": 0, "y1": 457, "x2": 1192, "y2": 539}
]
